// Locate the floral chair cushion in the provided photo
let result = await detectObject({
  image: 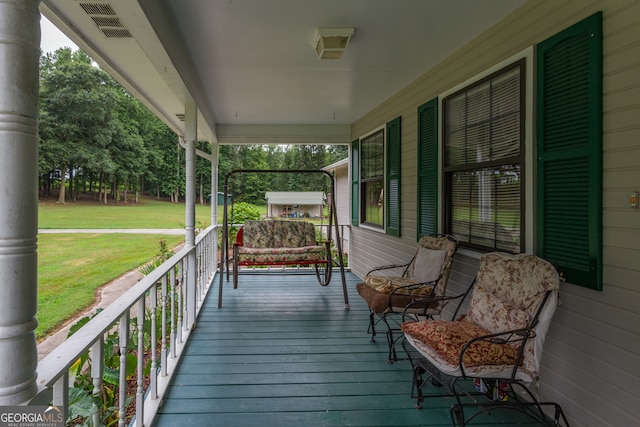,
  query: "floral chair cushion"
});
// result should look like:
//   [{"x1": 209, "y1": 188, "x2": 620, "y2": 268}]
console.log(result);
[
  {"x1": 466, "y1": 286, "x2": 531, "y2": 336},
  {"x1": 473, "y1": 252, "x2": 559, "y2": 312},
  {"x1": 464, "y1": 253, "x2": 560, "y2": 377},
  {"x1": 402, "y1": 320, "x2": 520, "y2": 367},
  {"x1": 363, "y1": 275, "x2": 434, "y2": 296}
]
